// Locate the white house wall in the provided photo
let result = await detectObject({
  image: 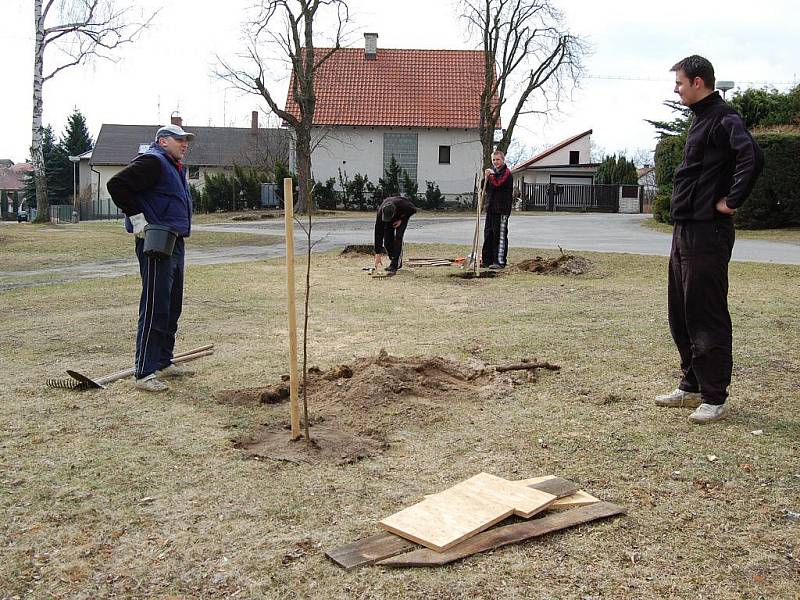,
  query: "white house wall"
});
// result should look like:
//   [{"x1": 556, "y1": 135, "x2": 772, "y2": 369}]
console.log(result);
[
  {"x1": 310, "y1": 127, "x2": 482, "y2": 197},
  {"x1": 532, "y1": 136, "x2": 591, "y2": 167}
]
